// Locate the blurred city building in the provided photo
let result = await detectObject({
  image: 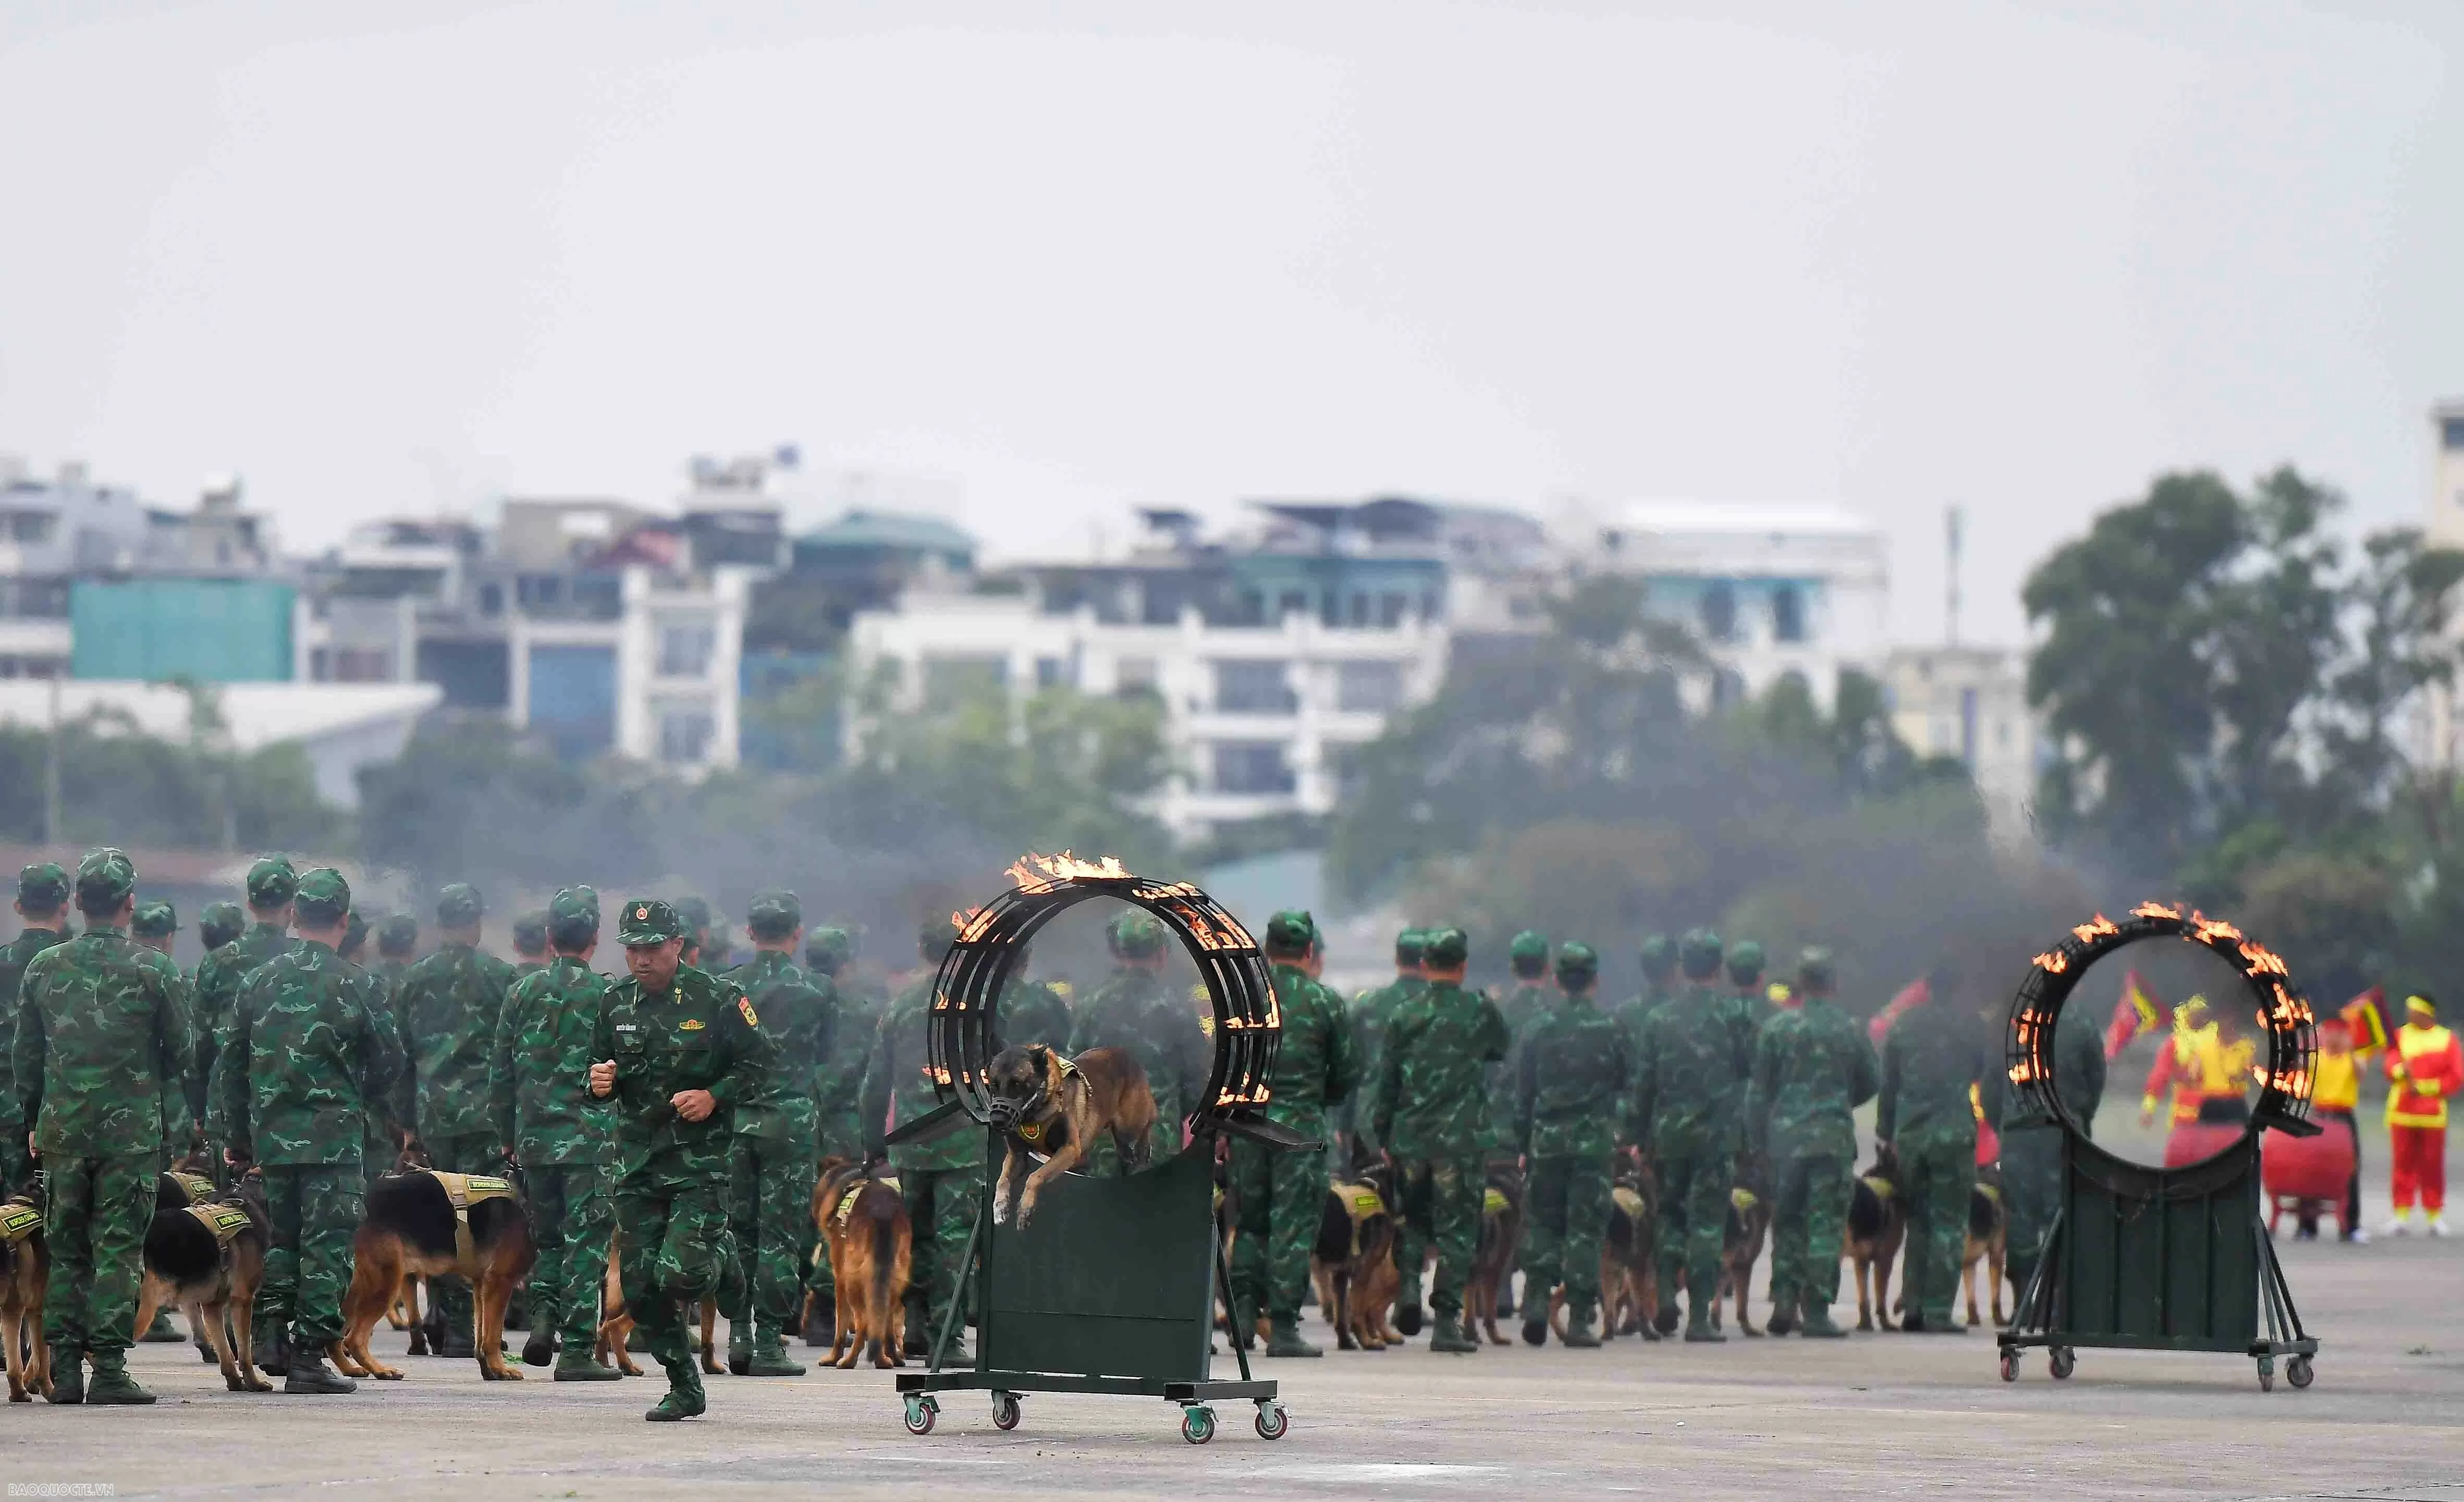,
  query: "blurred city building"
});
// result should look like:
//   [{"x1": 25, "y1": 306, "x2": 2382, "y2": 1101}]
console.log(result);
[
  {"x1": 1881, "y1": 645, "x2": 2041, "y2": 845},
  {"x1": 2424, "y1": 399, "x2": 2464, "y2": 767}
]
